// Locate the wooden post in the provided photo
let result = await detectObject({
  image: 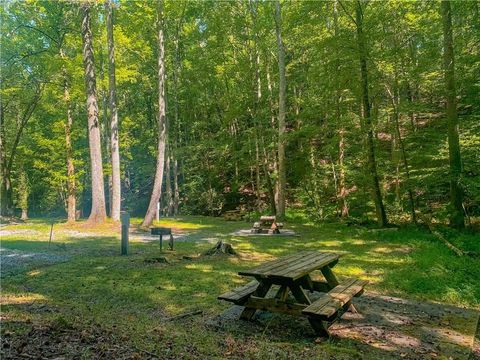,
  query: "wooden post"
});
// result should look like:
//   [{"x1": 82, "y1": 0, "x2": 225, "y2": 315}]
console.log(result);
[
  {"x1": 121, "y1": 211, "x2": 129, "y2": 255},
  {"x1": 49, "y1": 221, "x2": 54, "y2": 246}
]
